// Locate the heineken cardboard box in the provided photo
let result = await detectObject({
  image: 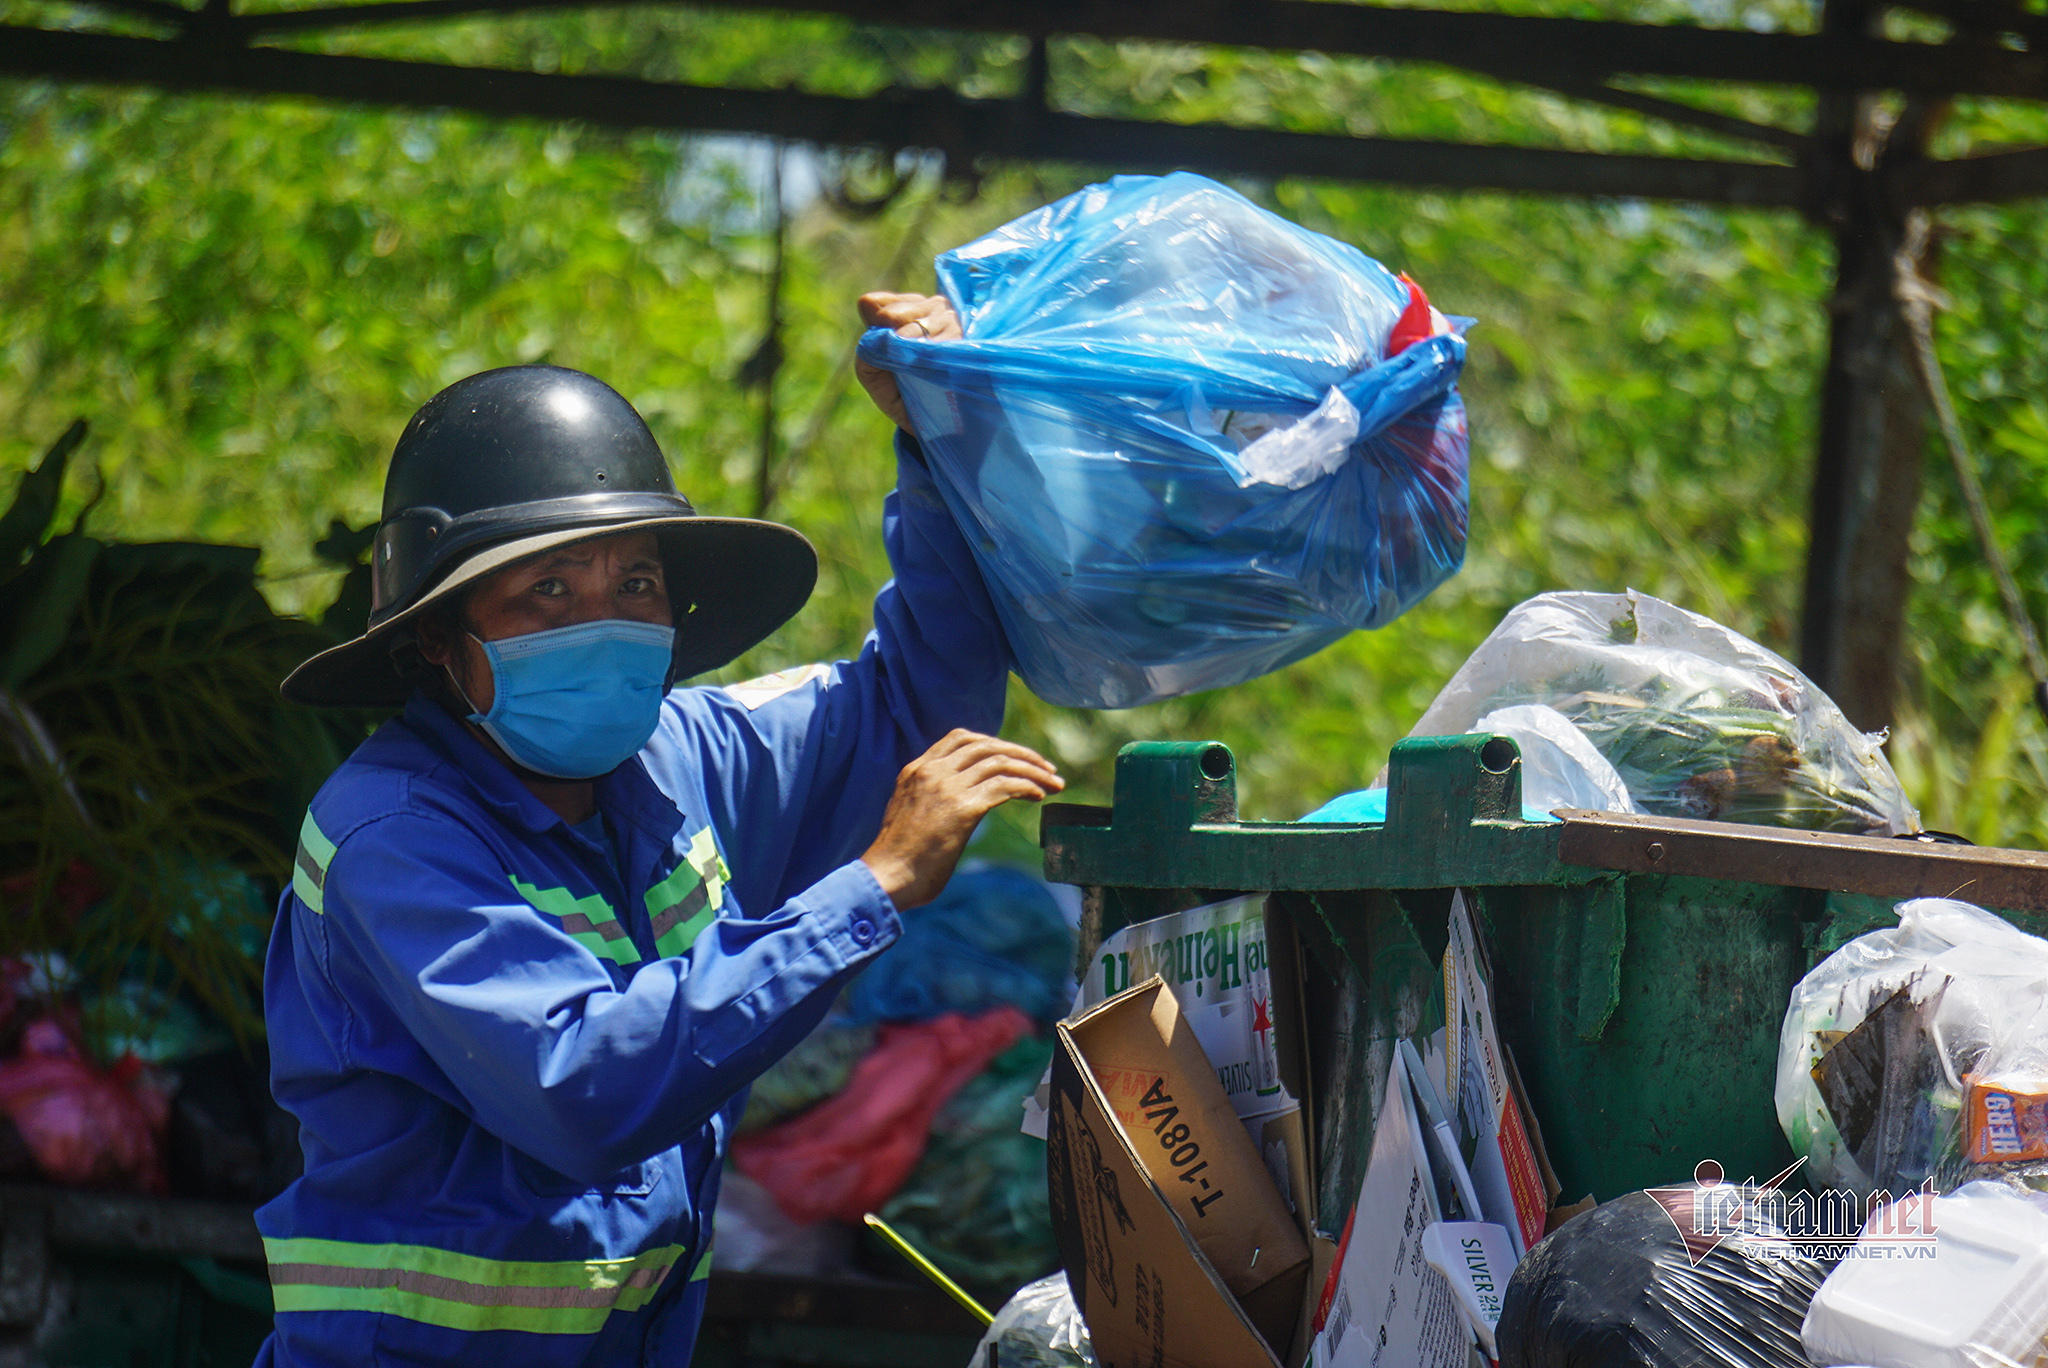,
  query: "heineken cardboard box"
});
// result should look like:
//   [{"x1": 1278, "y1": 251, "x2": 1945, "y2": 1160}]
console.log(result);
[
  {"x1": 1027, "y1": 894, "x2": 1318, "y2": 1245},
  {"x1": 1048, "y1": 977, "x2": 1312, "y2": 1368}
]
